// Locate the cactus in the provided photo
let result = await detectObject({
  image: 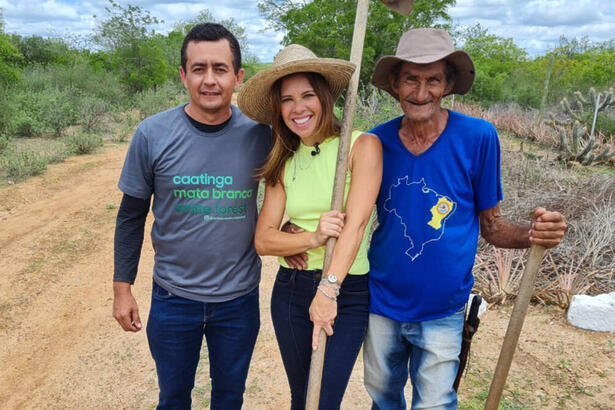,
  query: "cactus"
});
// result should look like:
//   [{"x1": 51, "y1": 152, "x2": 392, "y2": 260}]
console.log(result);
[{"x1": 547, "y1": 87, "x2": 615, "y2": 166}]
